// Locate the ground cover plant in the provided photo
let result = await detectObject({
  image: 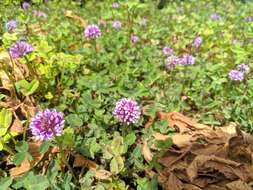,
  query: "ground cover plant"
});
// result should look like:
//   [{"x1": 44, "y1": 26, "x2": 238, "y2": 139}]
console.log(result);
[{"x1": 1, "y1": 0, "x2": 253, "y2": 189}]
